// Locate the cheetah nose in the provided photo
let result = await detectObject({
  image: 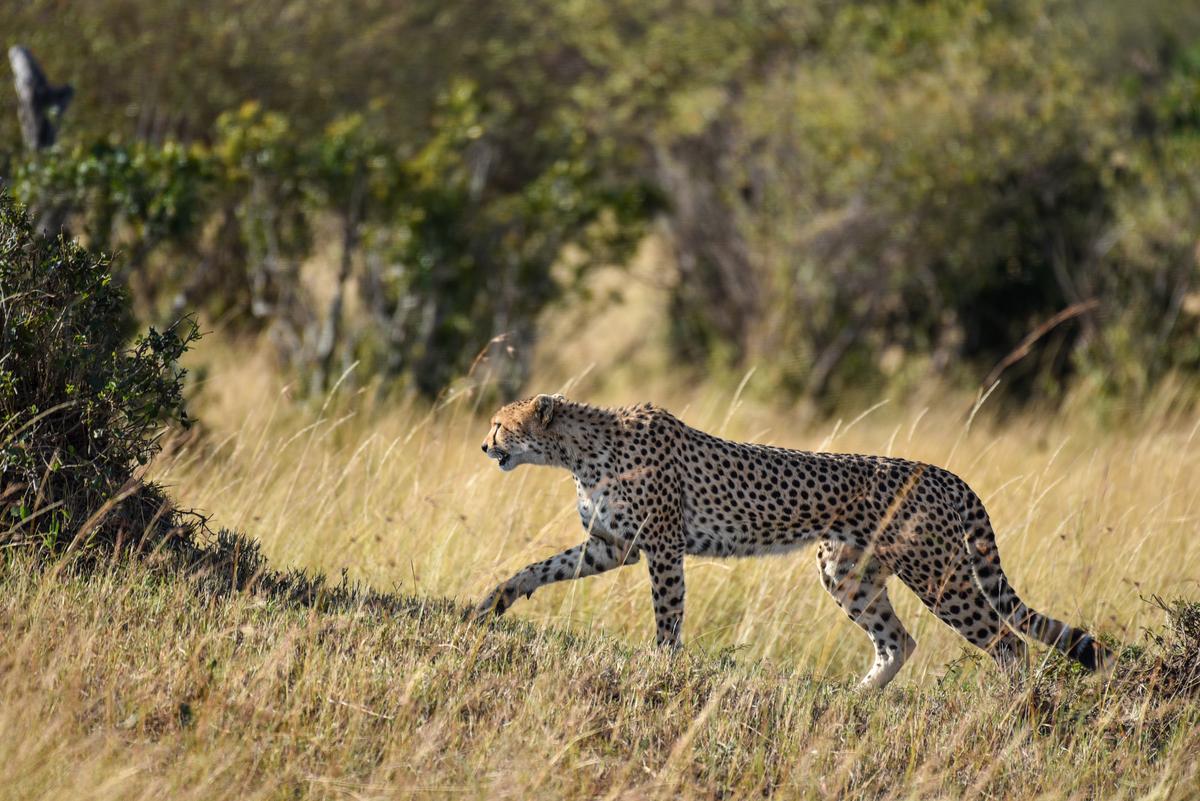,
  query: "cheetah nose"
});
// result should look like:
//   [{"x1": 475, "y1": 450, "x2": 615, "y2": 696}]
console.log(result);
[{"x1": 481, "y1": 442, "x2": 488, "y2": 453}]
